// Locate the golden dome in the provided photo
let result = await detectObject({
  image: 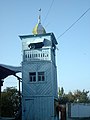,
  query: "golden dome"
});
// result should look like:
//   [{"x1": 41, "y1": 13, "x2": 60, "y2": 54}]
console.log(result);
[
  {"x1": 32, "y1": 23, "x2": 46, "y2": 35},
  {"x1": 32, "y1": 12, "x2": 46, "y2": 35}
]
